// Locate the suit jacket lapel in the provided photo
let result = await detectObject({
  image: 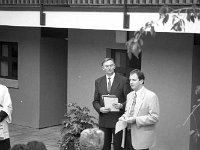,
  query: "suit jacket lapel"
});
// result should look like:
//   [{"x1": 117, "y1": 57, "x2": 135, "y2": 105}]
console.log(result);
[
  {"x1": 101, "y1": 76, "x2": 108, "y2": 94},
  {"x1": 134, "y1": 87, "x2": 146, "y2": 116}
]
